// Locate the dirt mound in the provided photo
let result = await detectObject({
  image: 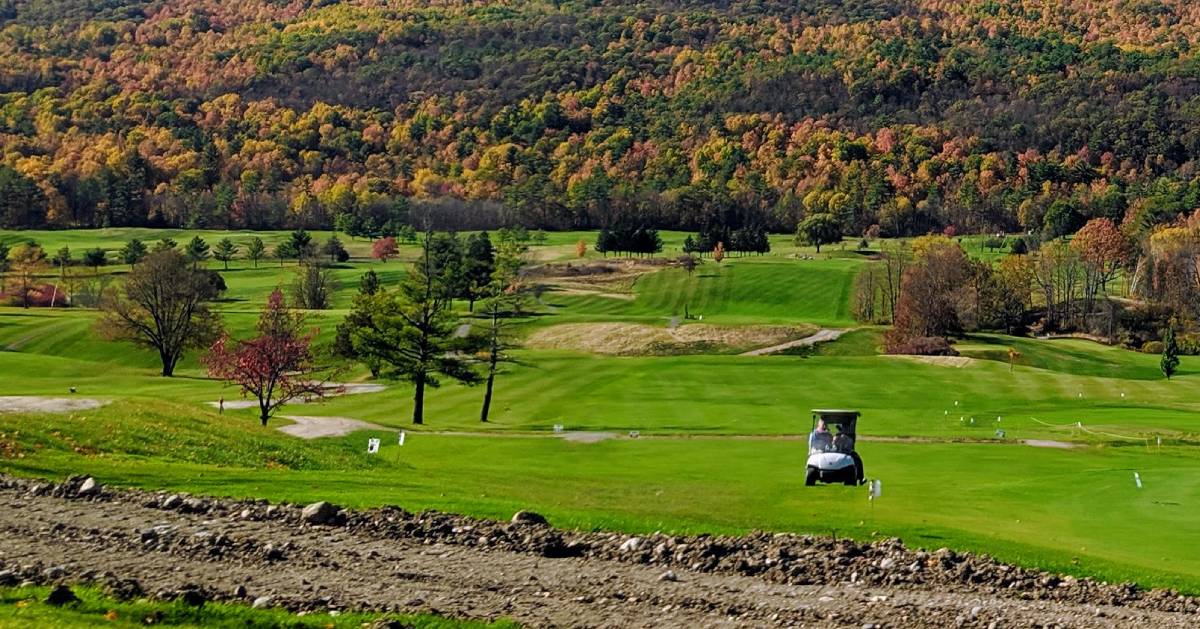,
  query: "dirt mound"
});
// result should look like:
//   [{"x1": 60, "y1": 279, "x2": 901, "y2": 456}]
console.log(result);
[
  {"x1": 0, "y1": 396, "x2": 108, "y2": 414},
  {"x1": 527, "y1": 323, "x2": 816, "y2": 355},
  {"x1": 0, "y1": 473, "x2": 1196, "y2": 627}
]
